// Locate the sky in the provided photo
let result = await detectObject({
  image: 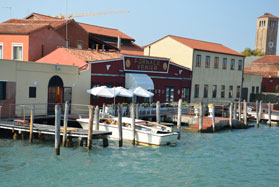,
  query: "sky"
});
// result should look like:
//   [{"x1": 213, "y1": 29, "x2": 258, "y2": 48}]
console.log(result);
[{"x1": 0, "y1": 0, "x2": 278, "y2": 53}]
